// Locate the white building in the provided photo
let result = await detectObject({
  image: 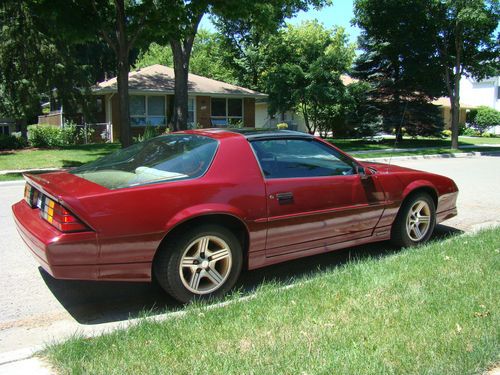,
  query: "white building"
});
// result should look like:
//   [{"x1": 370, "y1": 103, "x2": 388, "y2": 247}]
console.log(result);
[{"x1": 460, "y1": 76, "x2": 500, "y2": 111}]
